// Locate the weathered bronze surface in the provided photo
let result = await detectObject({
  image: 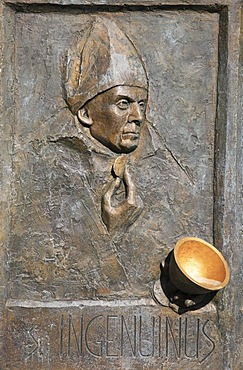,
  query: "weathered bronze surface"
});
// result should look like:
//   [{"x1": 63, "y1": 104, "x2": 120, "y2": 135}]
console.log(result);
[
  {"x1": 7, "y1": 11, "x2": 218, "y2": 301},
  {"x1": 0, "y1": 1, "x2": 242, "y2": 369},
  {"x1": 3, "y1": 303, "x2": 221, "y2": 370}
]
